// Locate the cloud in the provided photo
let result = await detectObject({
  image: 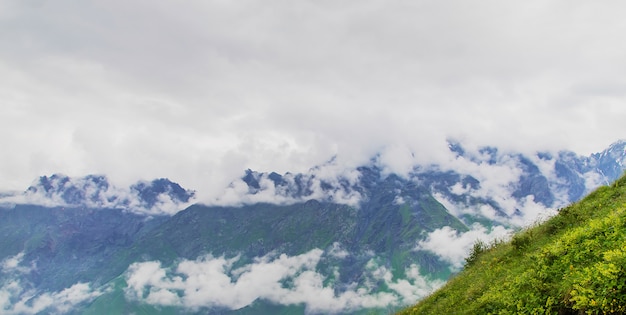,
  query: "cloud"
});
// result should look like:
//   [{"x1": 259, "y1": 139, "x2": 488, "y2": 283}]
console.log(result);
[
  {"x1": 0, "y1": 252, "x2": 107, "y2": 315},
  {"x1": 207, "y1": 161, "x2": 364, "y2": 207},
  {"x1": 433, "y1": 190, "x2": 556, "y2": 228},
  {"x1": 583, "y1": 172, "x2": 607, "y2": 192},
  {"x1": 423, "y1": 143, "x2": 594, "y2": 228},
  {"x1": 416, "y1": 224, "x2": 511, "y2": 270},
  {"x1": 0, "y1": 252, "x2": 104, "y2": 315},
  {"x1": 124, "y1": 247, "x2": 443, "y2": 313},
  {"x1": 327, "y1": 242, "x2": 349, "y2": 259},
  {"x1": 1, "y1": 0, "x2": 626, "y2": 196},
  {"x1": 0, "y1": 175, "x2": 194, "y2": 216},
  {"x1": 423, "y1": 148, "x2": 538, "y2": 224},
  {"x1": 1, "y1": 252, "x2": 34, "y2": 275},
  {"x1": 439, "y1": 149, "x2": 524, "y2": 208},
  {"x1": 0, "y1": 281, "x2": 103, "y2": 315}
]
